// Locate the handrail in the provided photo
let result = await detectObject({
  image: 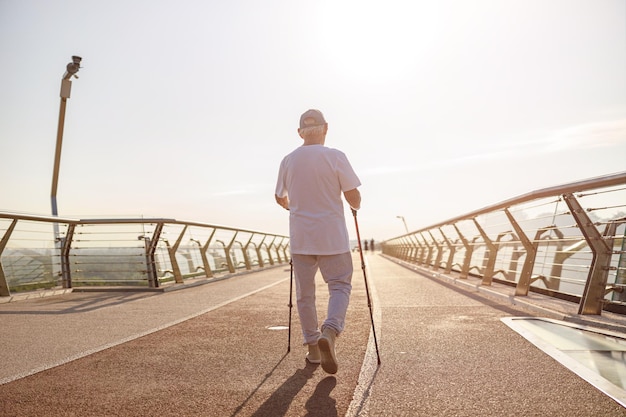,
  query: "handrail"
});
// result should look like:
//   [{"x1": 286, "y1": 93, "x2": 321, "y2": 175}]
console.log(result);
[
  {"x1": 392, "y1": 171, "x2": 626, "y2": 238},
  {"x1": 0, "y1": 212, "x2": 282, "y2": 237},
  {"x1": 382, "y1": 171, "x2": 626, "y2": 316},
  {"x1": 0, "y1": 213, "x2": 290, "y2": 296}
]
